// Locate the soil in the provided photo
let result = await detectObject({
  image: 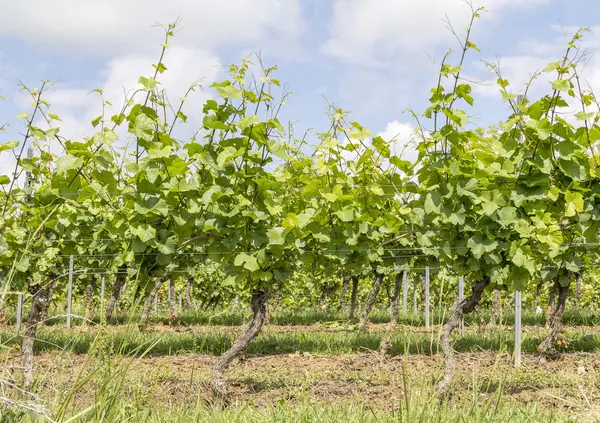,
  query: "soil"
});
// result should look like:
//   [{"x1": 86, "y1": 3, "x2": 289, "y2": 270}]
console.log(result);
[{"x1": 2, "y1": 350, "x2": 599, "y2": 416}]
